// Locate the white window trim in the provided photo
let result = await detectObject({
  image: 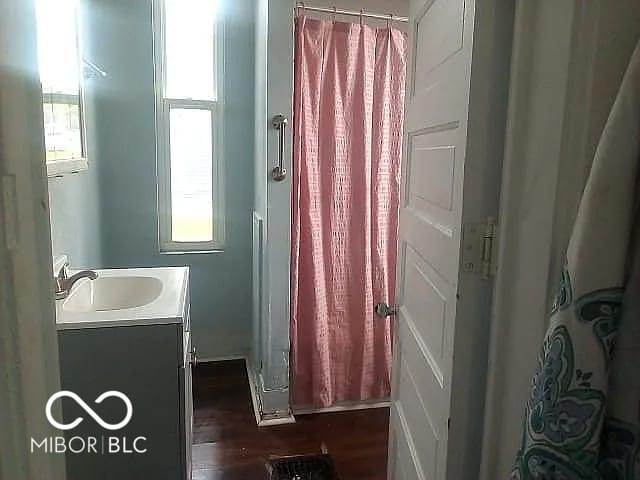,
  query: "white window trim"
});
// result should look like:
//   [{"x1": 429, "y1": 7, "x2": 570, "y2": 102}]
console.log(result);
[
  {"x1": 152, "y1": 0, "x2": 226, "y2": 253},
  {"x1": 46, "y1": 157, "x2": 89, "y2": 177},
  {"x1": 44, "y1": 92, "x2": 89, "y2": 178},
  {"x1": 41, "y1": 3, "x2": 90, "y2": 178}
]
